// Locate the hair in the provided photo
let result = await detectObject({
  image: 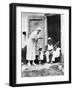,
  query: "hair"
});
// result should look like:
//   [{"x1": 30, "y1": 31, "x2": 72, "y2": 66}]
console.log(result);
[
  {"x1": 39, "y1": 48, "x2": 42, "y2": 51},
  {"x1": 23, "y1": 32, "x2": 26, "y2": 36}
]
